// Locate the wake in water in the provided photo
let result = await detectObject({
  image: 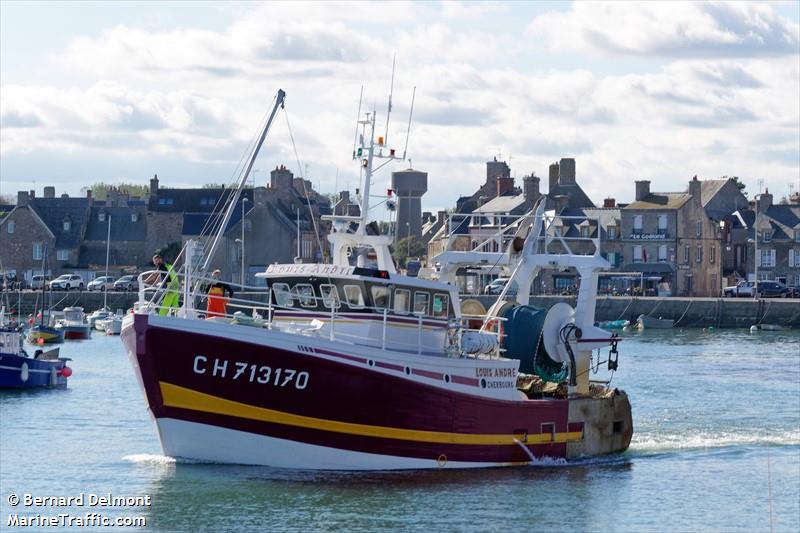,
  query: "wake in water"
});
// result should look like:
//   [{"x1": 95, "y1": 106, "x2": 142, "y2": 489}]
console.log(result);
[{"x1": 630, "y1": 429, "x2": 800, "y2": 455}]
